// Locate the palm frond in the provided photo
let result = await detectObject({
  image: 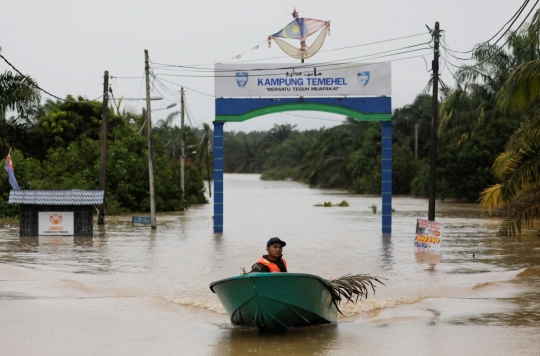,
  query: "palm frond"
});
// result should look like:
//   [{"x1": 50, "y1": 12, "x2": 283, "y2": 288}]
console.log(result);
[
  {"x1": 505, "y1": 113, "x2": 540, "y2": 150},
  {"x1": 500, "y1": 142, "x2": 540, "y2": 196},
  {"x1": 326, "y1": 274, "x2": 386, "y2": 315},
  {"x1": 497, "y1": 185, "x2": 540, "y2": 235},
  {"x1": 497, "y1": 60, "x2": 540, "y2": 115},
  {"x1": 479, "y1": 184, "x2": 504, "y2": 215}
]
